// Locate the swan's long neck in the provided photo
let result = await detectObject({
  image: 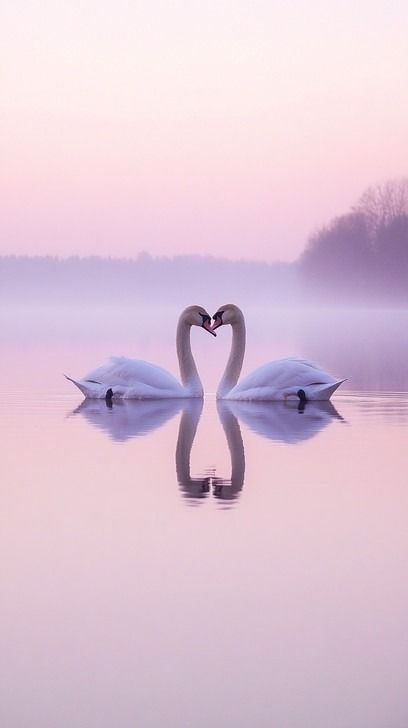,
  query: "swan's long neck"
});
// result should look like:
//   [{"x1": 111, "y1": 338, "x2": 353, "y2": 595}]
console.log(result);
[
  {"x1": 176, "y1": 318, "x2": 203, "y2": 396},
  {"x1": 217, "y1": 311, "x2": 246, "y2": 397}
]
